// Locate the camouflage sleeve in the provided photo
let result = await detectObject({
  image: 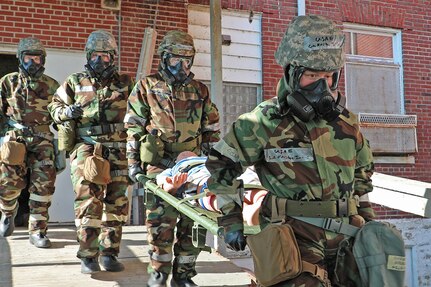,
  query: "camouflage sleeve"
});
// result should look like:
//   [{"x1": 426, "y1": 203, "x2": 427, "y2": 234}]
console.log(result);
[
  {"x1": 48, "y1": 76, "x2": 76, "y2": 124},
  {"x1": 124, "y1": 79, "x2": 150, "y2": 164},
  {"x1": 354, "y1": 134, "x2": 375, "y2": 220},
  {"x1": 0, "y1": 75, "x2": 9, "y2": 128},
  {"x1": 206, "y1": 109, "x2": 266, "y2": 215},
  {"x1": 0, "y1": 76, "x2": 9, "y2": 122},
  {"x1": 199, "y1": 82, "x2": 220, "y2": 145}
]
